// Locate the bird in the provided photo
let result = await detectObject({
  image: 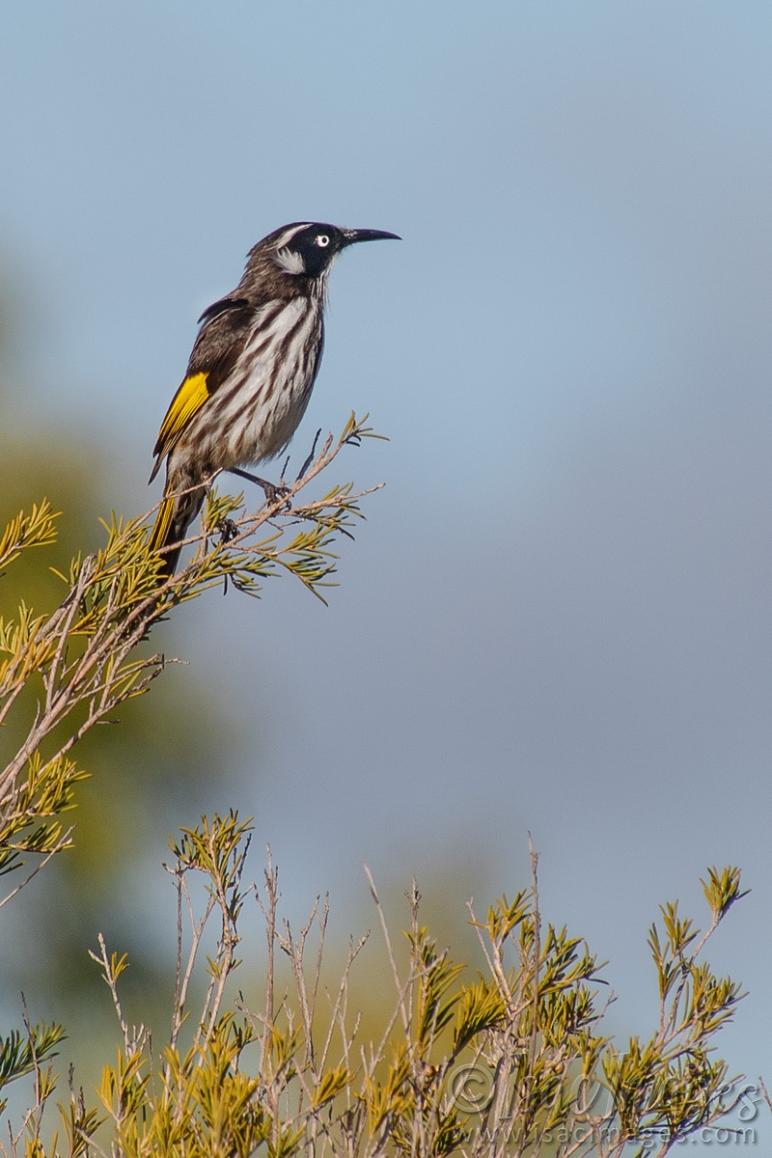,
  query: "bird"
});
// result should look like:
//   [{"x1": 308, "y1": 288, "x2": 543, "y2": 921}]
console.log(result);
[{"x1": 148, "y1": 221, "x2": 399, "y2": 574}]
